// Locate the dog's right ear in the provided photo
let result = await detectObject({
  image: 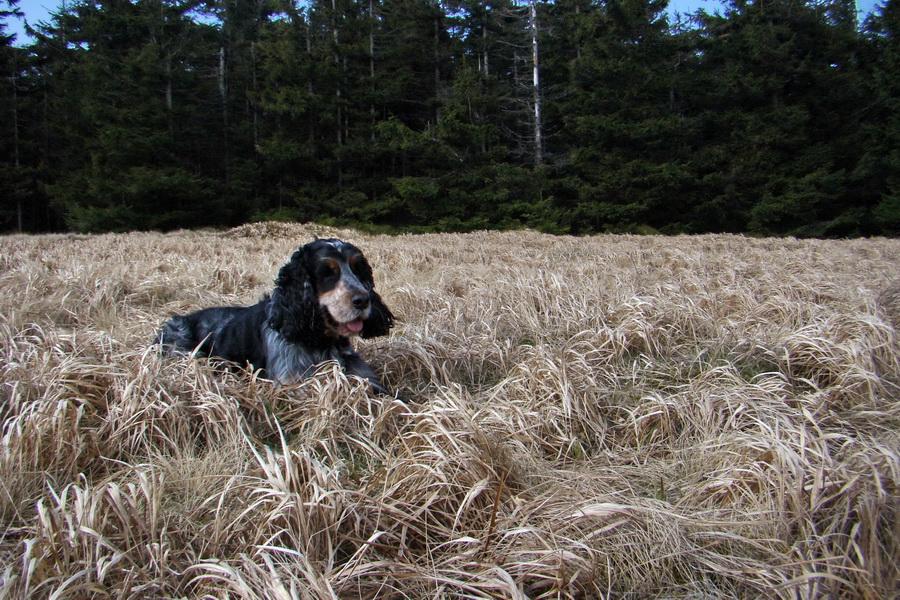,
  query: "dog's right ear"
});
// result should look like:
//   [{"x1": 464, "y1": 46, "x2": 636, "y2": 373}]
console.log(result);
[
  {"x1": 361, "y1": 290, "x2": 395, "y2": 339},
  {"x1": 267, "y1": 247, "x2": 327, "y2": 346}
]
